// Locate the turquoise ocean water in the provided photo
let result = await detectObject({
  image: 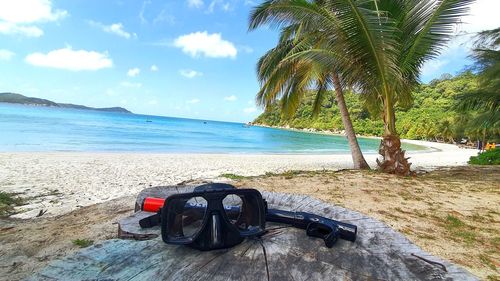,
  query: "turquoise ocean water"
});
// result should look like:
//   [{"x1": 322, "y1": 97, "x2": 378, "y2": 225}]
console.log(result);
[{"x1": 0, "y1": 103, "x2": 425, "y2": 153}]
